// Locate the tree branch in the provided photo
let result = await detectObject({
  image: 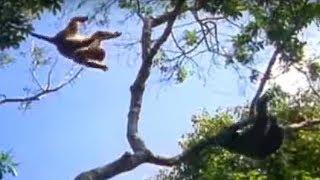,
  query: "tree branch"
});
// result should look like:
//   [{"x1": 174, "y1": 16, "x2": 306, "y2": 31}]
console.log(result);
[
  {"x1": 75, "y1": 152, "x2": 148, "y2": 180},
  {"x1": 46, "y1": 58, "x2": 58, "y2": 89},
  {"x1": 294, "y1": 64, "x2": 320, "y2": 99},
  {"x1": 127, "y1": 0, "x2": 185, "y2": 153},
  {"x1": 192, "y1": 11, "x2": 213, "y2": 52},
  {"x1": 148, "y1": 4, "x2": 185, "y2": 58},
  {"x1": 135, "y1": 0, "x2": 144, "y2": 20},
  {"x1": 30, "y1": 68, "x2": 44, "y2": 91},
  {"x1": 126, "y1": 17, "x2": 152, "y2": 153},
  {"x1": 0, "y1": 67, "x2": 83, "y2": 106},
  {"x1": 151, "y1": 9, "x2": 182, "y2": 28},
  {"x1": 288, "y1": 119, "x2": 320, "y2": 130},
  {"x1": 151, "y1": 1, "x2": 203, "y2": 28},
  {"x1": 249, "y1": 47, "x2": 281, "y2": 115}
]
